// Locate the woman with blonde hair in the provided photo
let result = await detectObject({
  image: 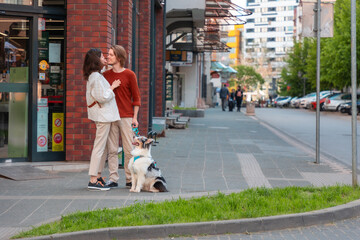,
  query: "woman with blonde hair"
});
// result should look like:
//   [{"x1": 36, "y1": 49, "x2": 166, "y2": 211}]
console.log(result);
[{"x1": 83, "y1": 48, "x2": 121, "y2": 190}]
